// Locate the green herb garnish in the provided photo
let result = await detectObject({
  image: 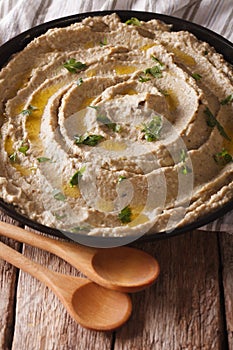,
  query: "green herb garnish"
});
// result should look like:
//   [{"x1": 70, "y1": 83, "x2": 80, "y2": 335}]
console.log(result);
[
  {"x1": 97, "y1": 114, "x2": 119, "y2": 132},
  {"x1": 220, "y1": 94, "x2": 233, "y2": 105},
  {"x1": 204, "y1": 107, "x2": 231, "y2": 141},
  {"x1": 53, "y1": 191, "x2": 66, "y2": 201},
  {"x1": 74, "y1": 133, "x2": 104, "y2": 146},
  {"x1": 138, "y1": 75, "x2": 151, "y2": 83},
  {"x1": 213, "y1": 148, "x2": 232, "y2": 166},
  {"x1": 21, "y1": 105, "x2": 38, "y2": 116},
  {"x1": 144, "y1": 65, "x2": 163, "y2": 78},
  {"x1": 125, "y1": 17, "x2": 141, "y2": 26},
  {"x1": 54, "y1": 213, "x2": 67, "y2": 220},
  {"x1": 180, "y1": 149, "x2": 192, "y2": 175},
  {"x1": 142, "y1": 115, "x2": 162, "y2": 142},
  {"x1": 18, "y1": 140, "x2": 29, "y2": 155},
  {"x1": 69, "y1": 166, "x2": 86, "y2": 187},
  {"x1": 100, "y1": 38, "x2": 107, "y2": 46},
  {"x1": 118, "y1": 176, "x2": 126, "y2": 183},
  {"x1": 37, "y1": 157, "x2": 51, "y2": 163},
  {"x1": 192, "y1": 73, "x2": 202, "y2": 81},
  {"x1": 118, "y1": 205, "x2": 132, "y2": 223},
  {"x1": 76, "y1": 77, "x2": 83, "y2": 86},
  {"x1": 63, "y1": 58, "x2": 87, "y2": 73},
  {"x1": 151, "y1": 55, "x2": 164, "y2": 66},
  {"x1": 9, "y1": 152, "x2": 17, "y2": 163}
]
